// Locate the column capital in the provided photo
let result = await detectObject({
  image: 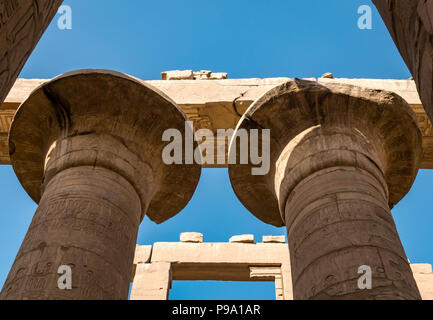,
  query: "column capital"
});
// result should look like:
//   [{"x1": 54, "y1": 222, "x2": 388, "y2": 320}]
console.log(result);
[
  {"x1": 9, "y1": 69, "x2": 201, "y2": 223},
  {"x1": 229, "y1": 79, "x2": 422, "y2": 226}
]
